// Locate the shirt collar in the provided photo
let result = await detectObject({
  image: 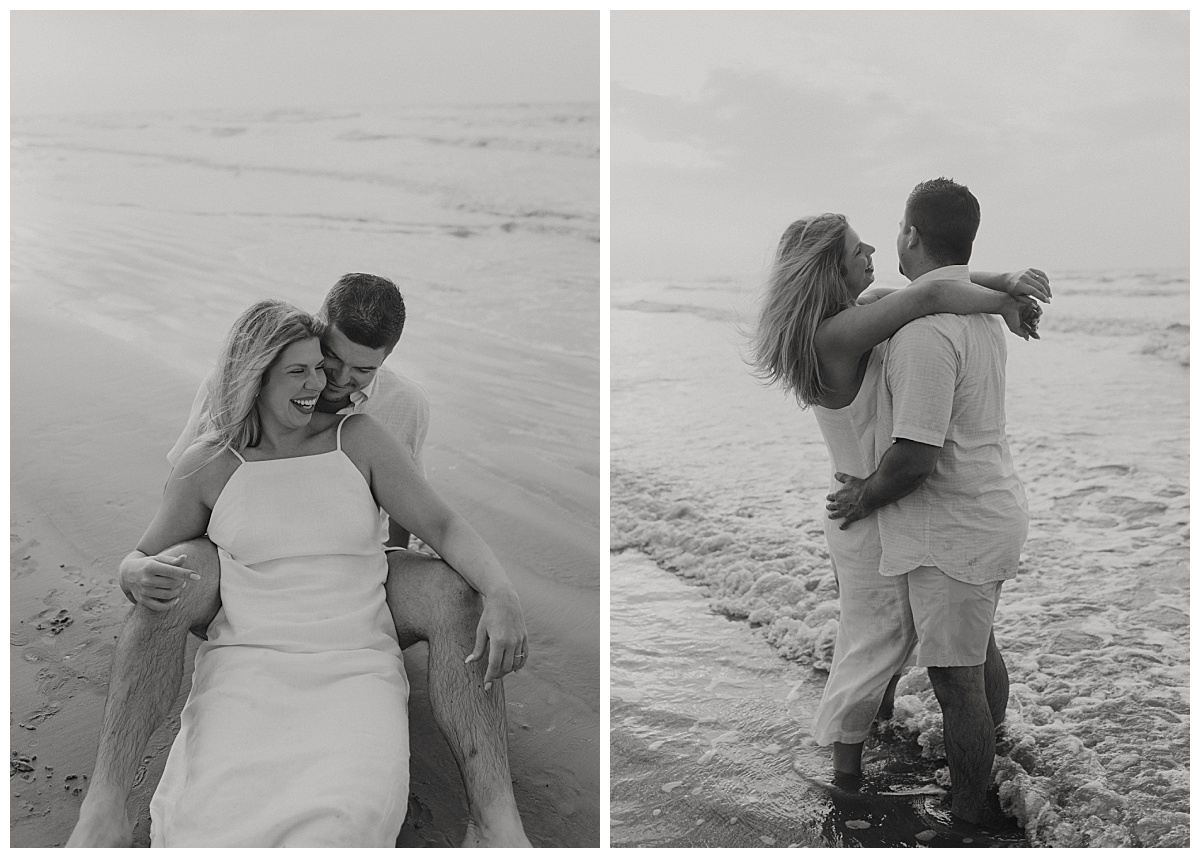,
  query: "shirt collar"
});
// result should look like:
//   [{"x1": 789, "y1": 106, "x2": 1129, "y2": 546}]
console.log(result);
[
  {"x1": 338, "y1": 373, "x2": 379, "y2": 413},
  {"x1": 908, "y1": 264, "x2": 971, "y2": 287}
]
